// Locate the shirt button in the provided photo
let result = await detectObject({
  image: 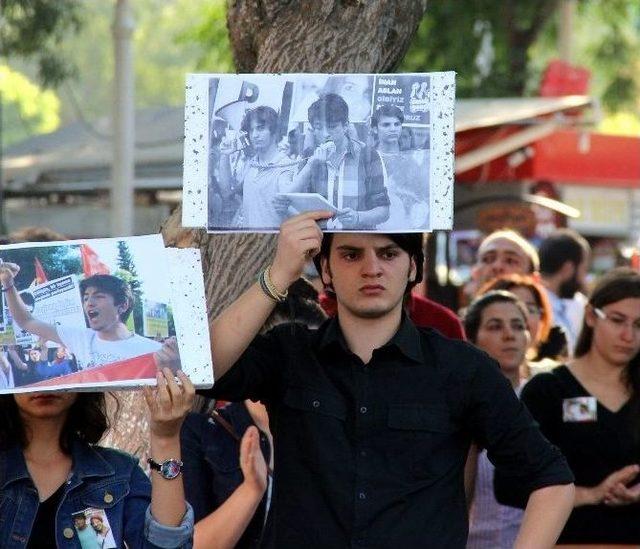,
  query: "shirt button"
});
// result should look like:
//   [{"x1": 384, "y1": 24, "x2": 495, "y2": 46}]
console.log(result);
[
  {"x1": 312, "y1": 400, "x2": 320, "y2": 408},
  {"x1": 104, "y1": 492, "x2": 113, "y2": 503},
  {"x1": 63, "y1": 528, "x2": 75, "y2": 539},
  {"x1": 358, "y1": 491, "x2": 367, "y2": 500},
  {"x1": 359, "y1": 406, "x2": 367, "y2": 414}
]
